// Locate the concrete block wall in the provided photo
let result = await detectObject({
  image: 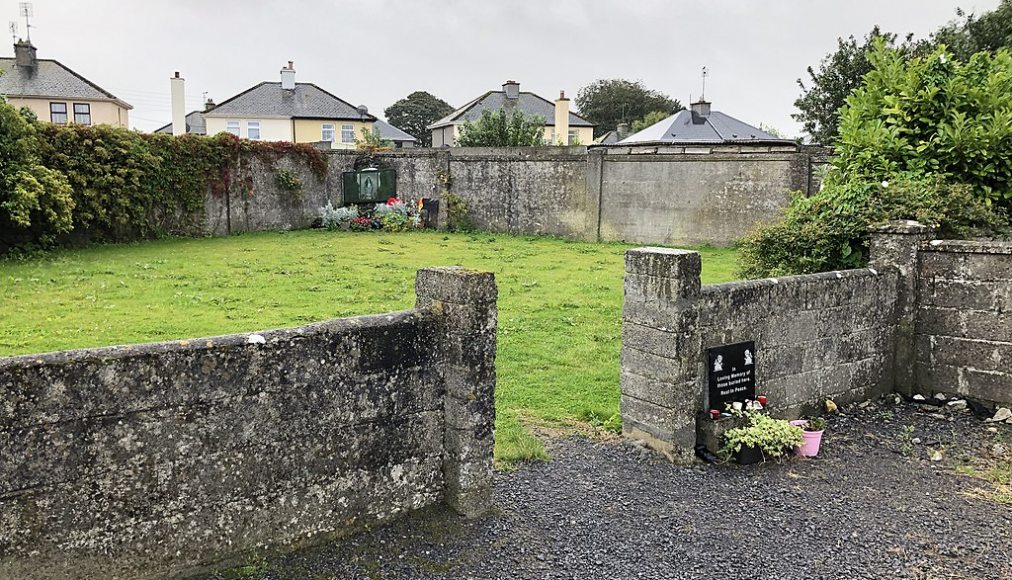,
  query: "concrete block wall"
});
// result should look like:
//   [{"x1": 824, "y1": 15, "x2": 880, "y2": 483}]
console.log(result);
[
  {"x1": 620, "y1": 223, "x2": 1012, "y2": 461},
  {"x1": 916, "y1": 240, "x2": 1012, "y2": 405},
  {"x1": 0, "y1": 267, "x2": 496, "y2": 580},
  {"x1": 620, "y1": 234, "x2": 906, "y2": 462}
]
